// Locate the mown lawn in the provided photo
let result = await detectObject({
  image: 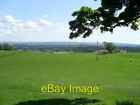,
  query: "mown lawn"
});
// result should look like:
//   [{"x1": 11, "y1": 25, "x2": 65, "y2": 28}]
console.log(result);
[{"x1": 0, "y1": 51, "x2": 140, "y2": 105}]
